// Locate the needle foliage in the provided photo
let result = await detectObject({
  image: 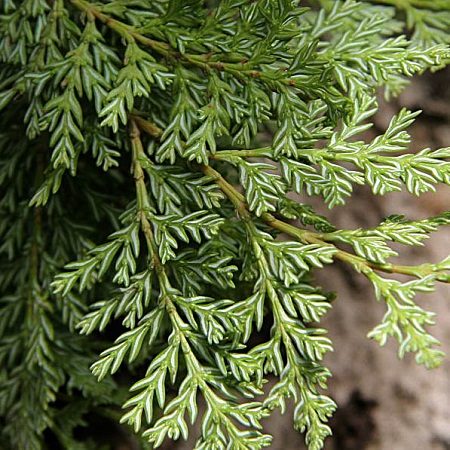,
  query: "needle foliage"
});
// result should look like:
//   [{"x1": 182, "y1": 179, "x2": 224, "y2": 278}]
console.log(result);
[{"x1": 1, "y1": 1, "x2": 450, "y2": 449}]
